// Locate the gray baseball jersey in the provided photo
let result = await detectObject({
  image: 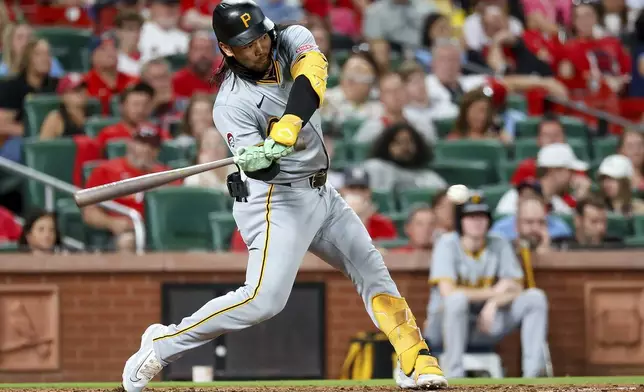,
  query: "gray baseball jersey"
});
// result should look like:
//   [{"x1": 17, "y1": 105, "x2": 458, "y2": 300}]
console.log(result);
[
  {"x1": 212, "y1": 25, "x2": 329, "y2": 183},
  {"x1": 424, "y1": 232, "x2": 548, "y2": 378},
  {"x1": 151, "y1": 25, "x2": 406, "y2": 371}
]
